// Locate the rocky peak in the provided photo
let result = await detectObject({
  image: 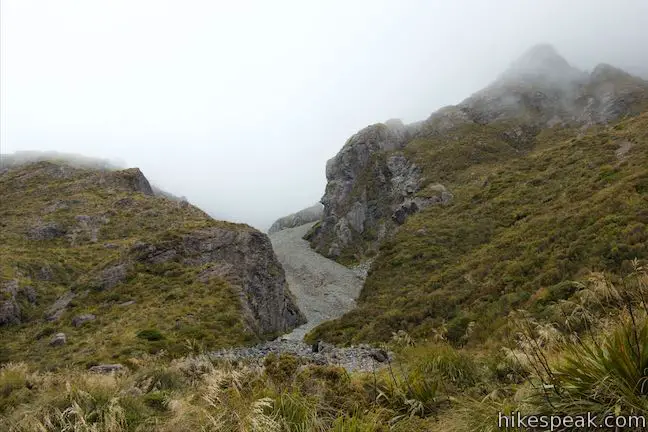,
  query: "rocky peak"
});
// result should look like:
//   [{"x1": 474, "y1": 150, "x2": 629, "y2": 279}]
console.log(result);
[
  {"x1": 590, "y1": 63, "x2": 636, "y2": 82},
  {"x1": 458, "y1": 45, "x2": 648, "y2": 128},
  {"x1": 501, "y1": 44, "x2": 578, "y2": 81}
]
